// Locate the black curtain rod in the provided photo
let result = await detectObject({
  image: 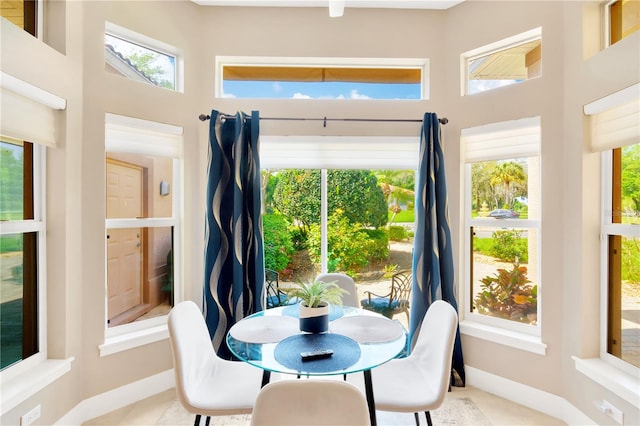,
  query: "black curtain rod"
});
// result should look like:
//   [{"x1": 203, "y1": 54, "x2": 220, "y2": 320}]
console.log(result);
[{"x1": 198, "y1": 114, "x2": 448, "y2": 126}]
